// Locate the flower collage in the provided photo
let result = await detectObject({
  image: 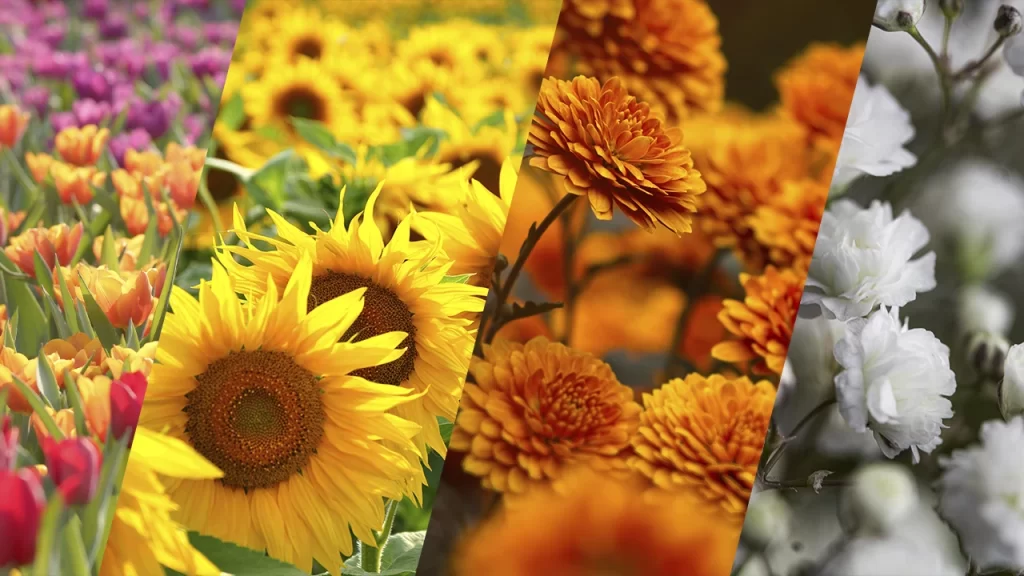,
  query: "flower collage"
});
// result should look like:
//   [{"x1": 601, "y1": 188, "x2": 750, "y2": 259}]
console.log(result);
[{"x1": 4, "y1": 0, "x2": 1021, "y2": 574}]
